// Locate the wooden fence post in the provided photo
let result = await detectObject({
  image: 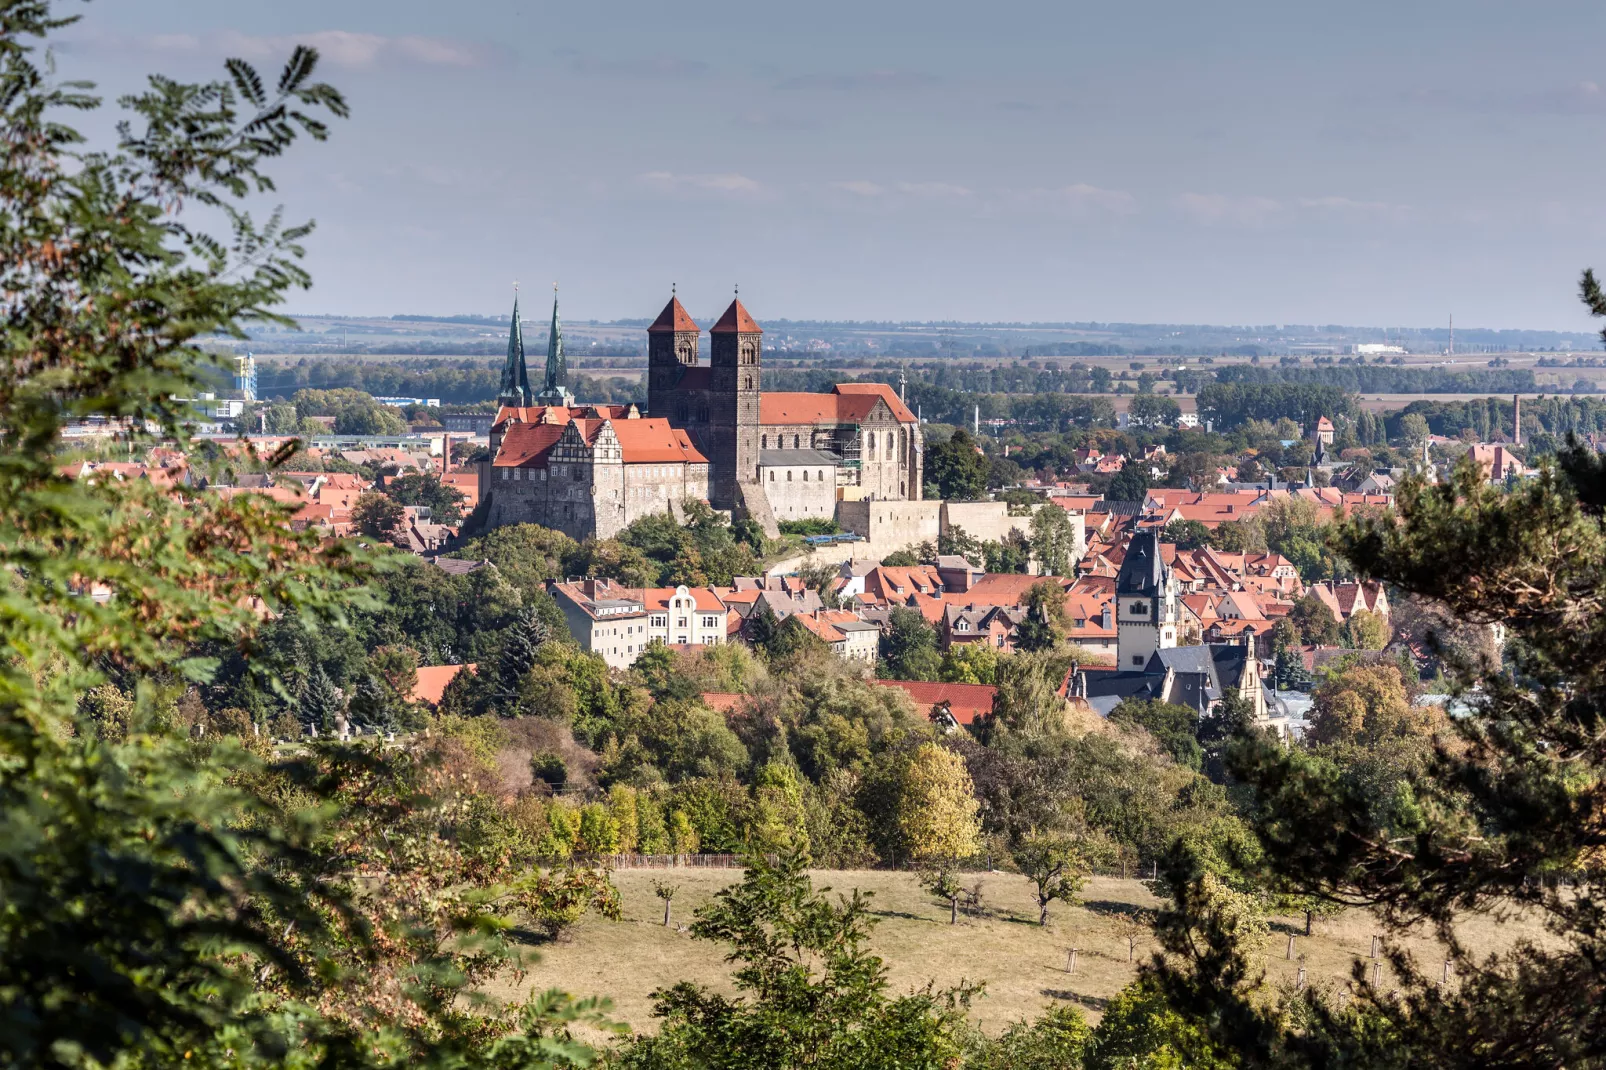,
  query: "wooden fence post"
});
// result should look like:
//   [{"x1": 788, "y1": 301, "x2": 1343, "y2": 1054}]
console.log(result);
[
  {"x1": 1065, "y1": 948, "x2": 1078, "y2": 975},
  {"x1": 1286, "y1": 934, "x2": 1296, "y2": 960}
]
